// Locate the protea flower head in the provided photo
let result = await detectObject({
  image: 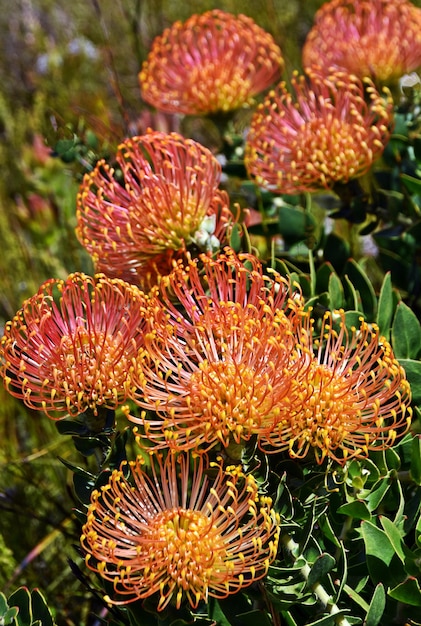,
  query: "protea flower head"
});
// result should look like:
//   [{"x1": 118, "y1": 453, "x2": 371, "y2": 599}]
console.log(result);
[
  {"x1": 0, "y1": 273, "x2": 147, "y2": 422},
  {"x1": 76, "y1": 130, "x2": 233, "y2": 289},
  {"x1": 244, "y1": 67, "x2": 393, "y2": 195},
  {"x1": 139, "y1": 10, "x2": 284, "y2": 115},
  {"x1": 81, "y1": 451, "x2": 280, "y2": 609},
  {"x1": 263, "y1": 310, "x2": 412, "y2": 465},
  {"x1": 302, "y1": 0, "x2": 421, "y2": 85},
  {"x1": 126, "y1": 249, "x2": 305, "y2": 454}
]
